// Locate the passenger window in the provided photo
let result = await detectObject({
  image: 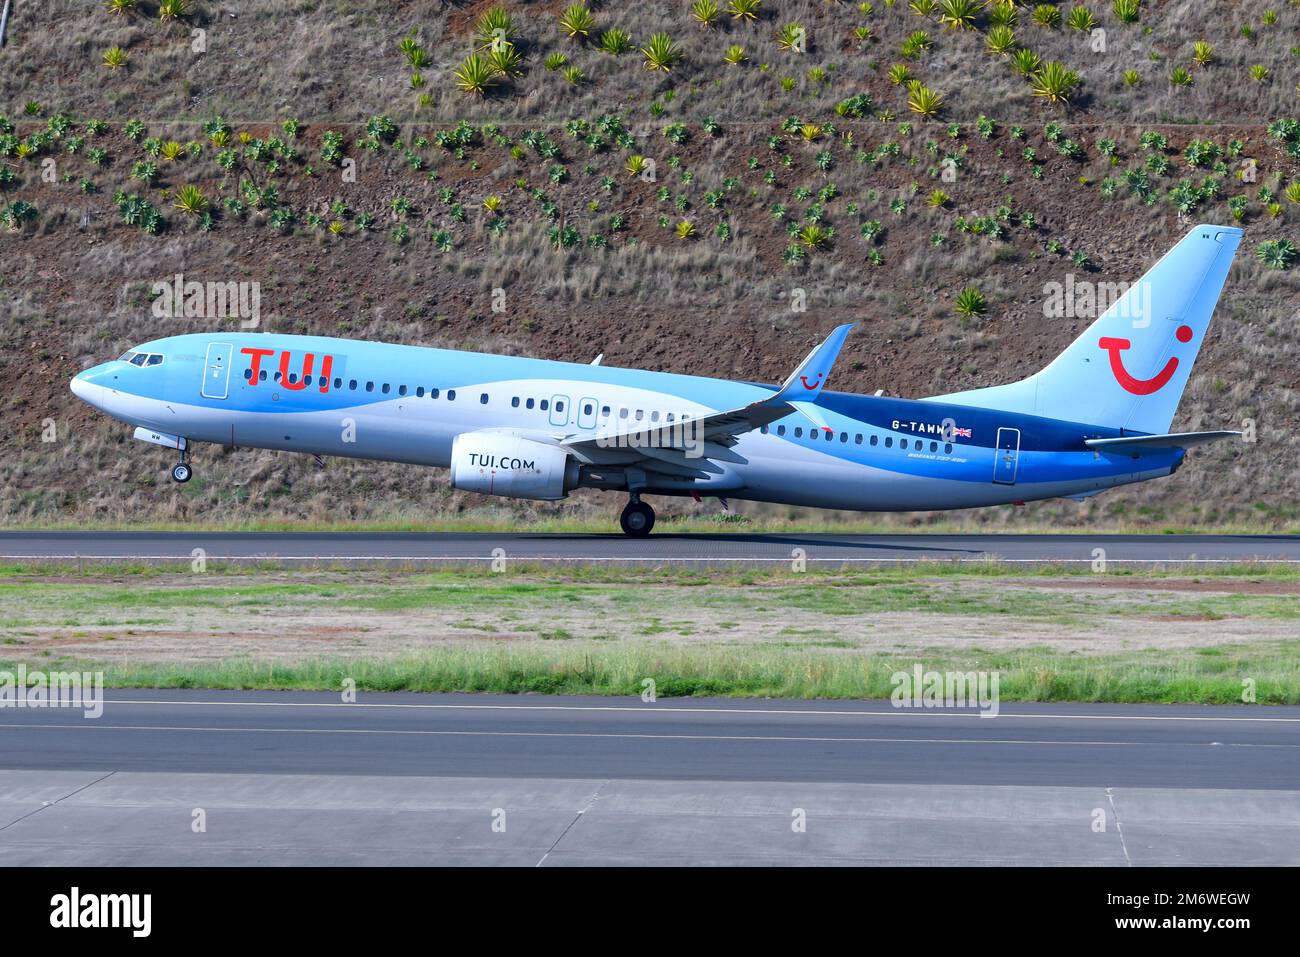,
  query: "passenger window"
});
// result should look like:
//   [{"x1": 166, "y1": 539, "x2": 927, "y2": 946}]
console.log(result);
[
  {"x1": 619, "y1": 408, "x2": 628, "y2": 419},
  {"x1": 760, "y1": 425, "x2": 768, "y2": 434},
  {"x1": 288, "y1": 373, "x2": 298, "y2": 384},
  {"x1": 417, "y1": 387, "x2": 425, "y2": 398},
  {"x1": 366, "y1": 382, "x2": 374, "y2": 392},
  {"x1": 885, "y1": 437, "x2": 893, "y2": 448},
  {"x1": 901, "y1": 439, "x2": 908, "y2": 450},
  {"x1": 430, "y1": 388, "x2": 440, "y2": 399},
  {"x1": 540, "y1": 399, "x2": 548, "y2": 411},
  {"x1": 944, "y1": 443, "x2": 953, "y2": 454},
  {"x1": 243, "y1": 368, "x2": 252, "y2": 380},
  {"x1": 871, "y1": 435, "x2": 878, "y2": 446},
  {"x1": 601, "y1": 406, "x2": 610, "y2": 417},
  {"x1": 583, "y1": 403, "x2": 593, "y2": 415},
  {"x1": 840, "y1": 432, "x2": 848, "y2": 443},
  {"x1": 635, "y1": 409, "x2": 643, "y2": 421},
  {"x1": 556, "y1": 400, "x2": 564, "y2": 412},
  {"x1": 794, "y1": 427, "x2": 803, "y2": 438},
  {"x1": 480, "y1": 393, "x2": 489, "y2": 405},
  {"x1": 274, "y1": 371, "x2": 282, "y2": 382},
  {"x1": 777, "y1": 425, "x2": 786, "y2": 436},
  {"x1": 382, "y1": 383, "x2": 390, "y2": 394},
  {"x1": 930, "y1": 441, "x2": 938, "y2": 452},
  {"x1": 447, "y1": 390, "x2": 456, "y2": 400},
  {"x1": 349, "y1": 379, "x2": 357, "y2": 390},
  {"x1": 399, "y1": 385, "x2": 407, "y2": 396},
  {"x1": 809, "y1": 429, "x2": 818, "y2": 441},
  {"x1": 260, "y1": 370, "x2": 268, "y2": 382},
  {"x1": 854, "y1": 434, "x2": 862, "y2": 445},
  {"x1": 512, "y1": 397, "x2": 520, "y2": 408},
  {"x1": 334, "y1": 378, "x2": 342, "y2": 389},
  {"x1": 526, "y1": 398, "x2": 535, "y2": 409},
  {"x1": 650, "y1": 411, "x2": 659, "y2": 423}
]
